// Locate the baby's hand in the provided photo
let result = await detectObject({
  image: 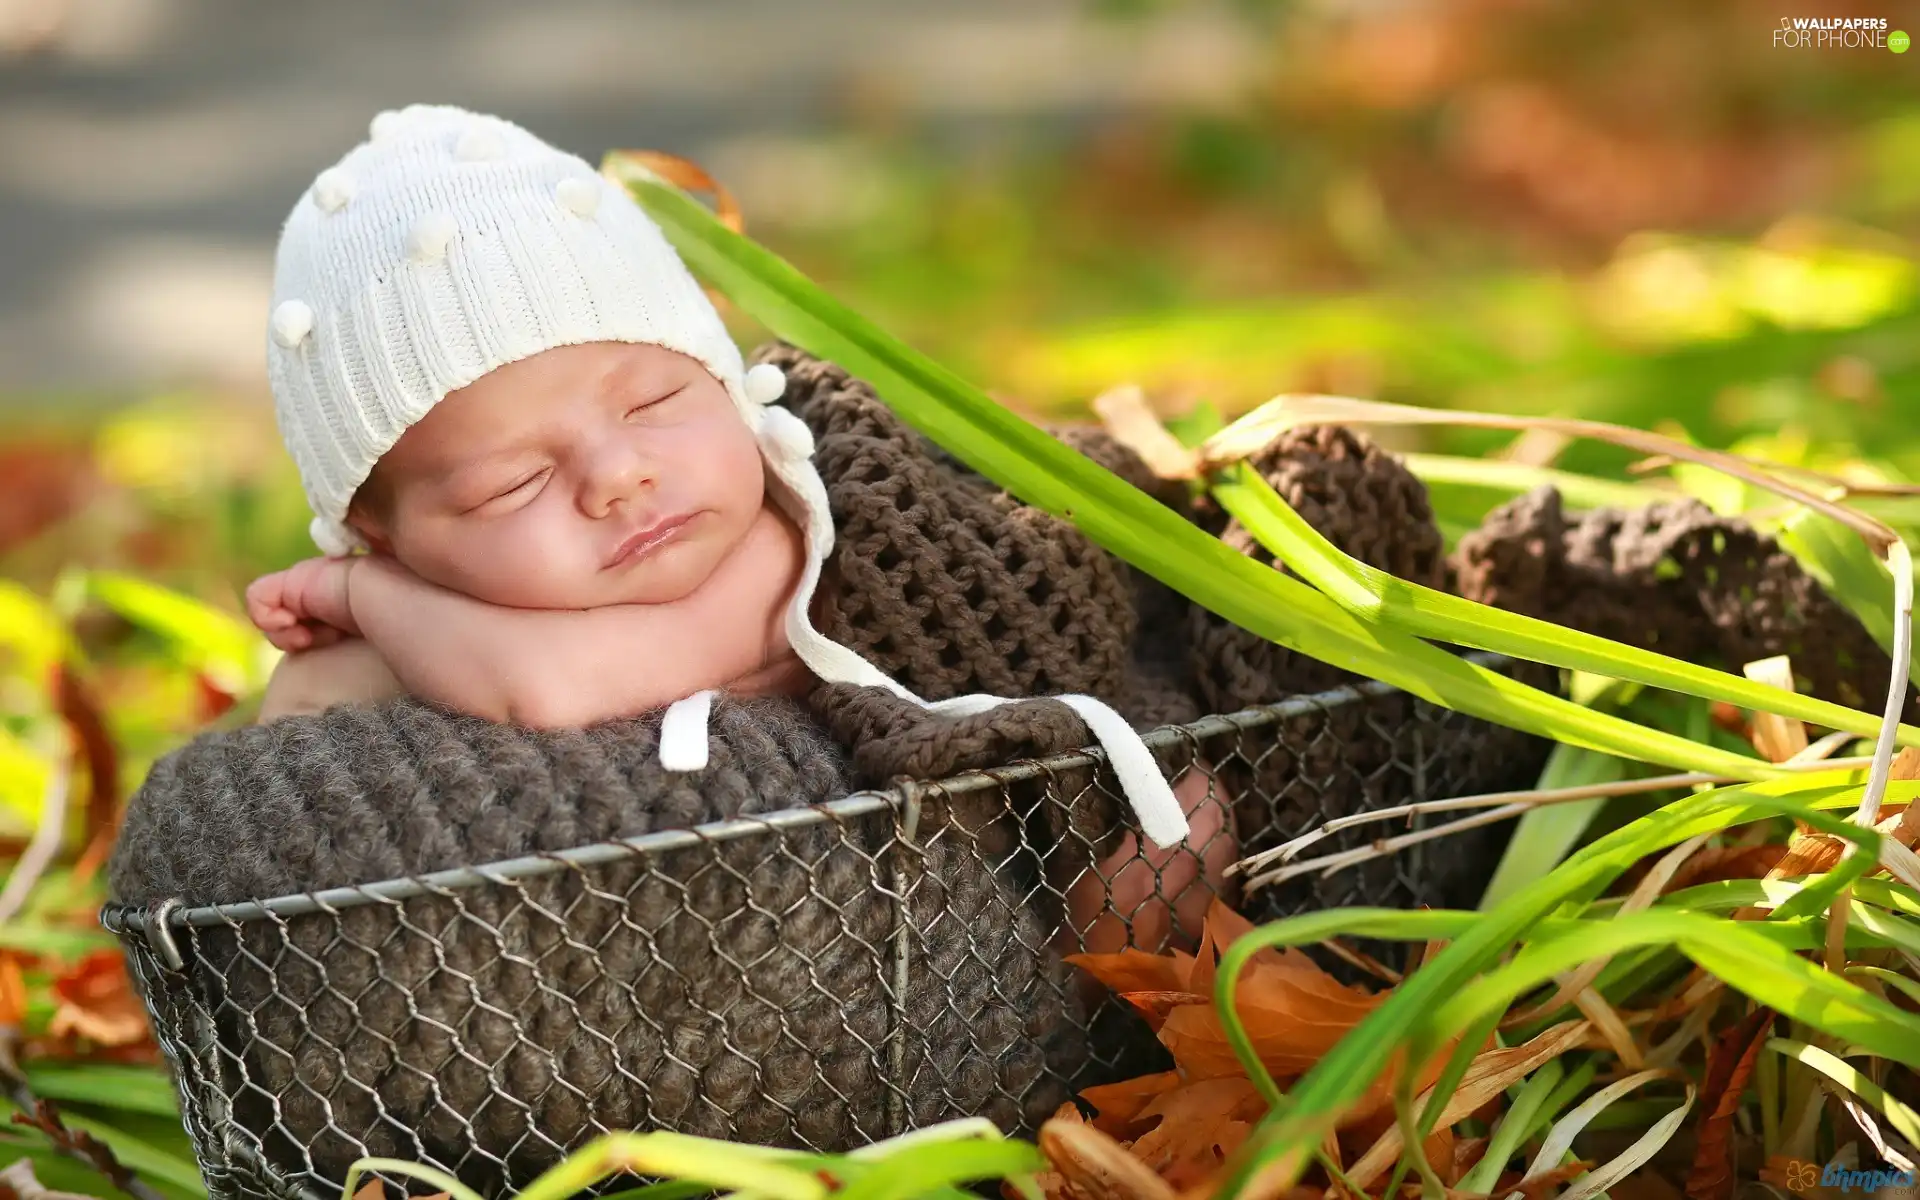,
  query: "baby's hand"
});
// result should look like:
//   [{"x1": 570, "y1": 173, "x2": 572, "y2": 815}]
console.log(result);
[{"x1": 245, "y1": 558, "x2": 361, "y2": 652}]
